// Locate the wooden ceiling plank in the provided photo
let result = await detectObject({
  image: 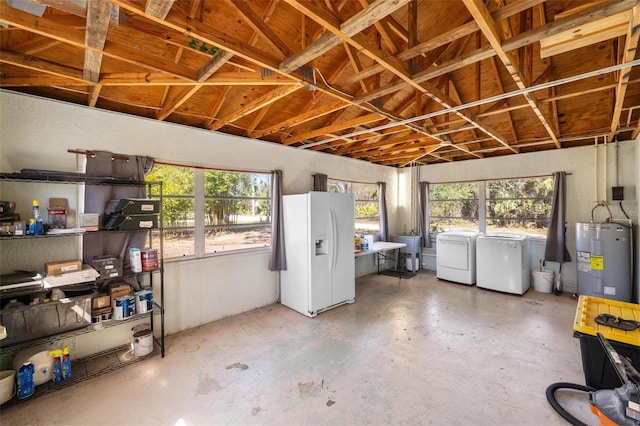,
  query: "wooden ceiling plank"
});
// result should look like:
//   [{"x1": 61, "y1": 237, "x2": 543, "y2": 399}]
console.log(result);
[
  {"x1": 488, "y1": 56, "x2": 519, "y2": 143},
  {"x1": 609, "y1": 5, "x2": 640, "y2": 140},
  {"x1": 110, "y1": 0, "x2": 283, "y2": 72},
  {"x1": 229, "y1": 0, "x2": 291, "y2": 59},
  {"x1": 83, "y1": 0, "x2": 112, "y2": 83},
  {"x1": 156, "y1": 49, "x2": 233, "y2": 122},
  {"x1": 356, "y1": 0, "x2": 402, "y2": 55},
  {"x1": 209, "y1": 85, "x2": 304, "y2": 131},
  {"x1": 0, "y1": 49, "x2": 86, "y2": 83},
  {"x1": 357, "y1": 0, "x2": 639, "y2": 111},
  {"x1": 279, "y1": 0, "x2": 409, "y2": 73},
  {"x1": 35, "y1": 0, "x2": 120, "y2": 27},
  {"x1": 505, "y1": 0, "x2": 638, "y2": 51},
  {"x1": 283, "y1": 113, "x2": 385, "y2": 146},
  {"x1": 540, "y1": 14, "x2": 629, "y2": 58},
  {"x1": 156, "y1": 85, "x2": 202, "y2": 121},
  {"x1": 145, "y1": 0, "x2": 176, "y2": 20},
  {"x1": 205, "y1": 86, "x2": 231, "y2": 127},
  {"x1": 0, "y1": 3, "x2": 197, "y2": 81},
  {"x1": 12, "y1": 38, "x2": 61, "y2": 55},
  {"x1": 344, "y1": 43, "x2": 370, "y2": 93},
  {"x1": 248, "y1": 100, "x2": 349, "y2": 139},
  {"x1": 88, "y1": 84, "x2": 102, "y2": 107},
  {"x1": 246, "y1": 104, "x2": 272, "y2": 135},
  {"x1": 463, "y1": 0, "x2": 560, "y2": 149}
]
